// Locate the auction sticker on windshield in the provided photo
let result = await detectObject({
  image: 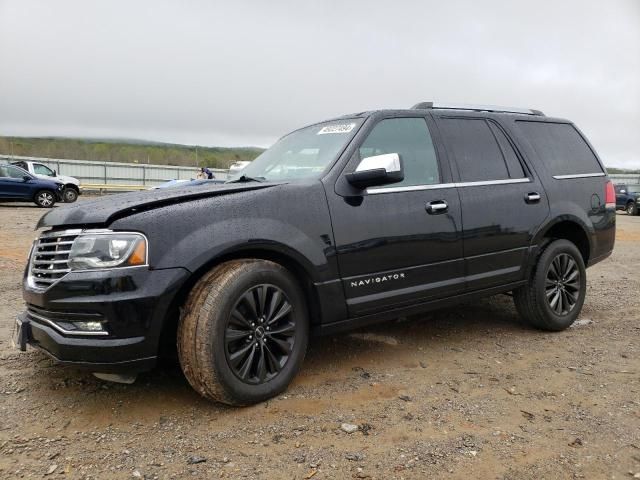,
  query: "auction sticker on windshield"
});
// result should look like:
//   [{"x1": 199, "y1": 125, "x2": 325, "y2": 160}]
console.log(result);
[{"x1": 317, "y1": 123, "x2": 356, "y2": 135}]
